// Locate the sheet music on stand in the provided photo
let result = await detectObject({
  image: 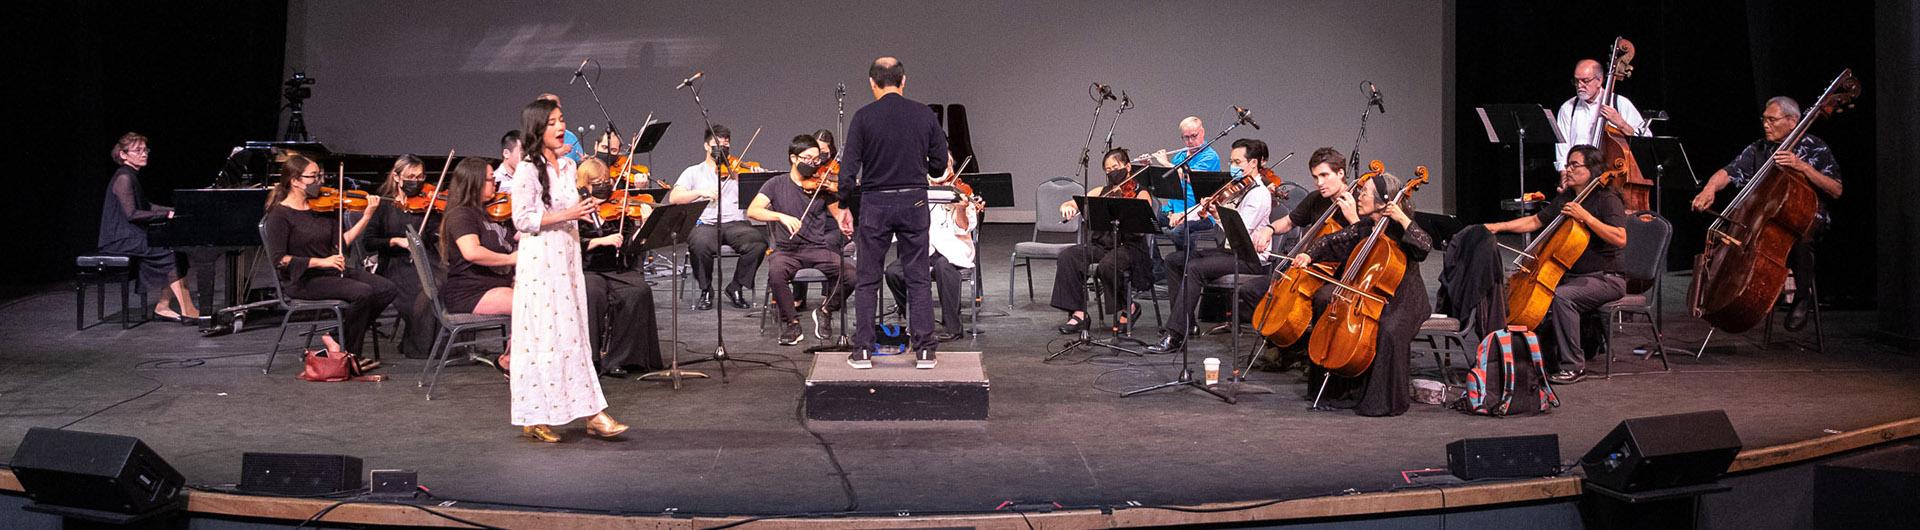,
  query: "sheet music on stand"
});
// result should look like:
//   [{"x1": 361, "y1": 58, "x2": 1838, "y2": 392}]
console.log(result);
[{"x1": 1476, "y1": 103, "x2": 1564, "y2": 223}]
